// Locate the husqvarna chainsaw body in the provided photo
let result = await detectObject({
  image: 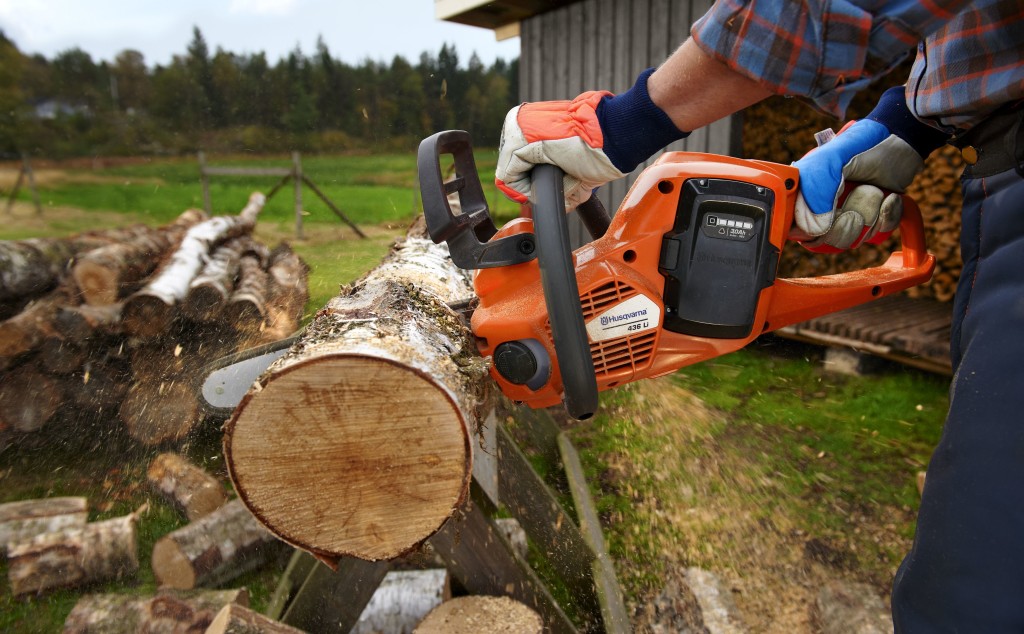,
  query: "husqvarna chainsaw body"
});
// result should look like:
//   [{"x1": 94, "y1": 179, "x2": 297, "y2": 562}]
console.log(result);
[{"x1": 417, "y1": 130, "x2": 935, "y2": 420}]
